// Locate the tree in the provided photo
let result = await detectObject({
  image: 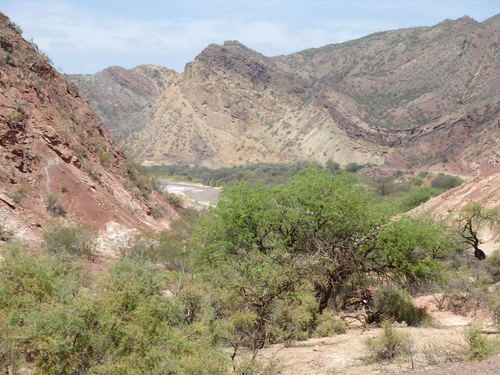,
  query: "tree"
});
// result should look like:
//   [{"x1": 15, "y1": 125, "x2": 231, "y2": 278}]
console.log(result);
[
  {"x1": 192, "y1": 169, "x2": 450, "y2": 352},
  {"x1": 457, "y1": 202, "x2": 499, "y2": 260}
]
